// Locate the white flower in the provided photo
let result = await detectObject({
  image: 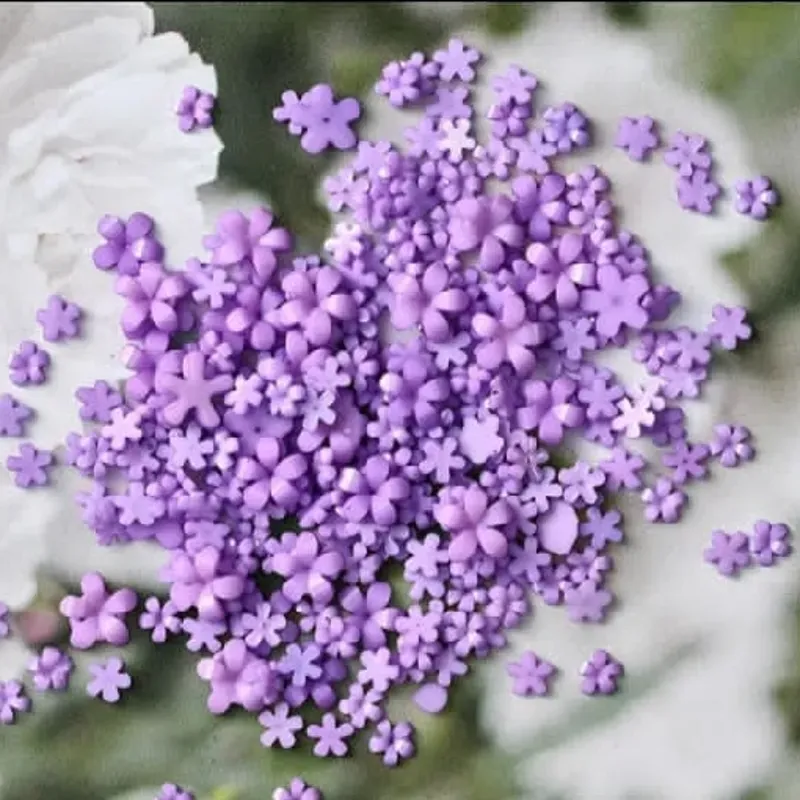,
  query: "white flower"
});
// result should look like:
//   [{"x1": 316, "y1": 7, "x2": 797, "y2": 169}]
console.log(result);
[
  {"x1": 0, "y1": 2, "x2": 221, "y2": 624},
  {"x1": 447, "y1": 7, "x2": 797, "y2": 800}
]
